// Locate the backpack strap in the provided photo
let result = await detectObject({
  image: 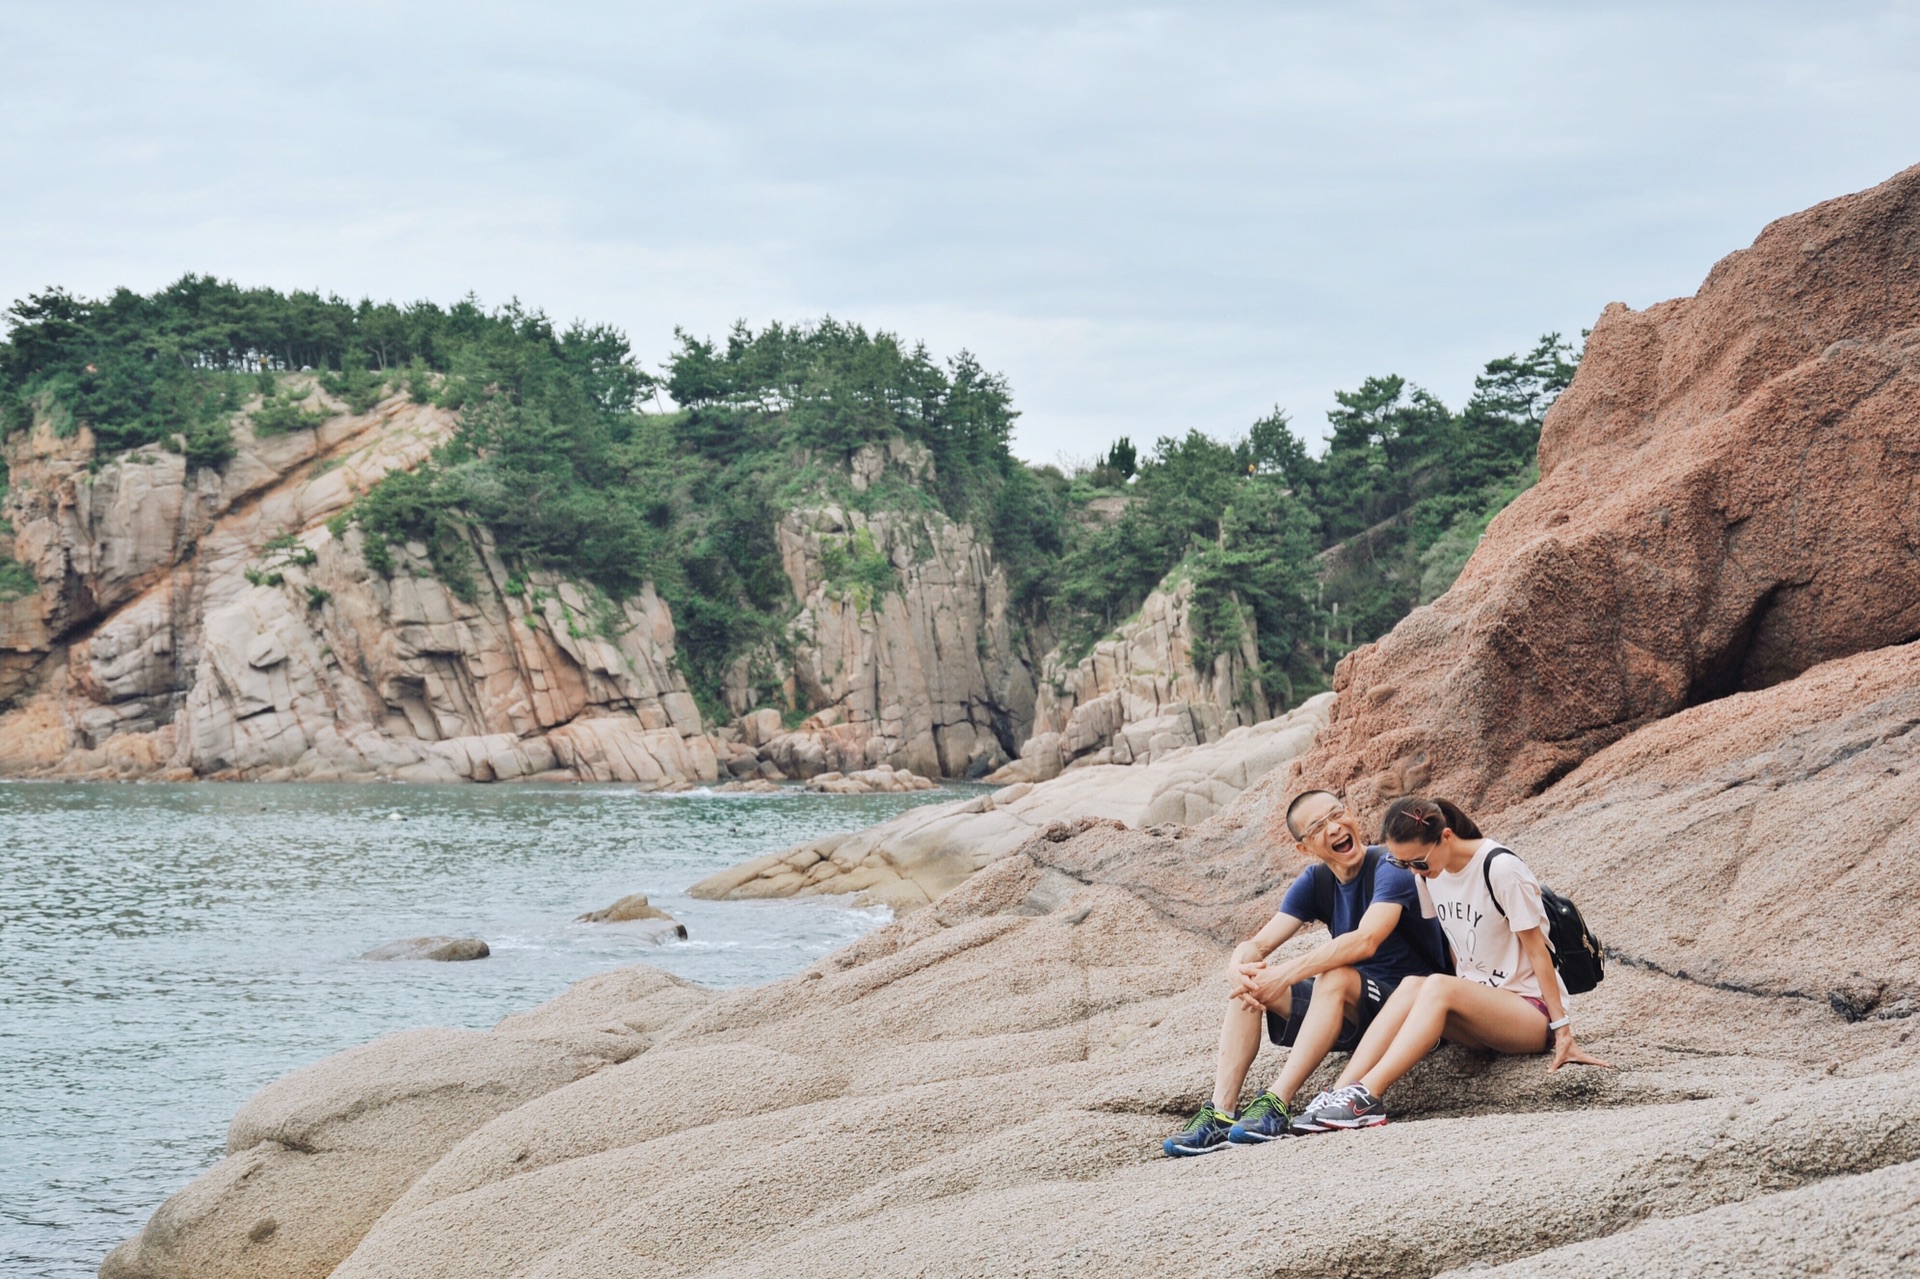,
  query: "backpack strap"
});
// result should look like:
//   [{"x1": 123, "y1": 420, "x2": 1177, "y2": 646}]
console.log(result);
[
  {"x1": 1482, "y1": 846, "x2": 1516, "y2": 917},
  {"x1": 1311, "y1": 849, "x2": 1380, "y2": 930},
  {"x1": 1310, "y1": 861, "x2": 1335, "y2": 928}
]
